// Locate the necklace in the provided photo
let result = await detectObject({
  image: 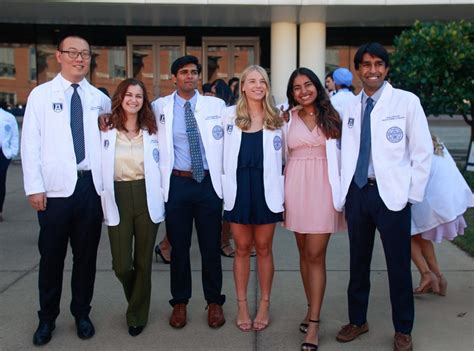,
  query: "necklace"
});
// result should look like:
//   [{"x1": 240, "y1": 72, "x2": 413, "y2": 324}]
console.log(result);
[{"x1": 300, "y1": 109, "x2": 316, "y2": 118}]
